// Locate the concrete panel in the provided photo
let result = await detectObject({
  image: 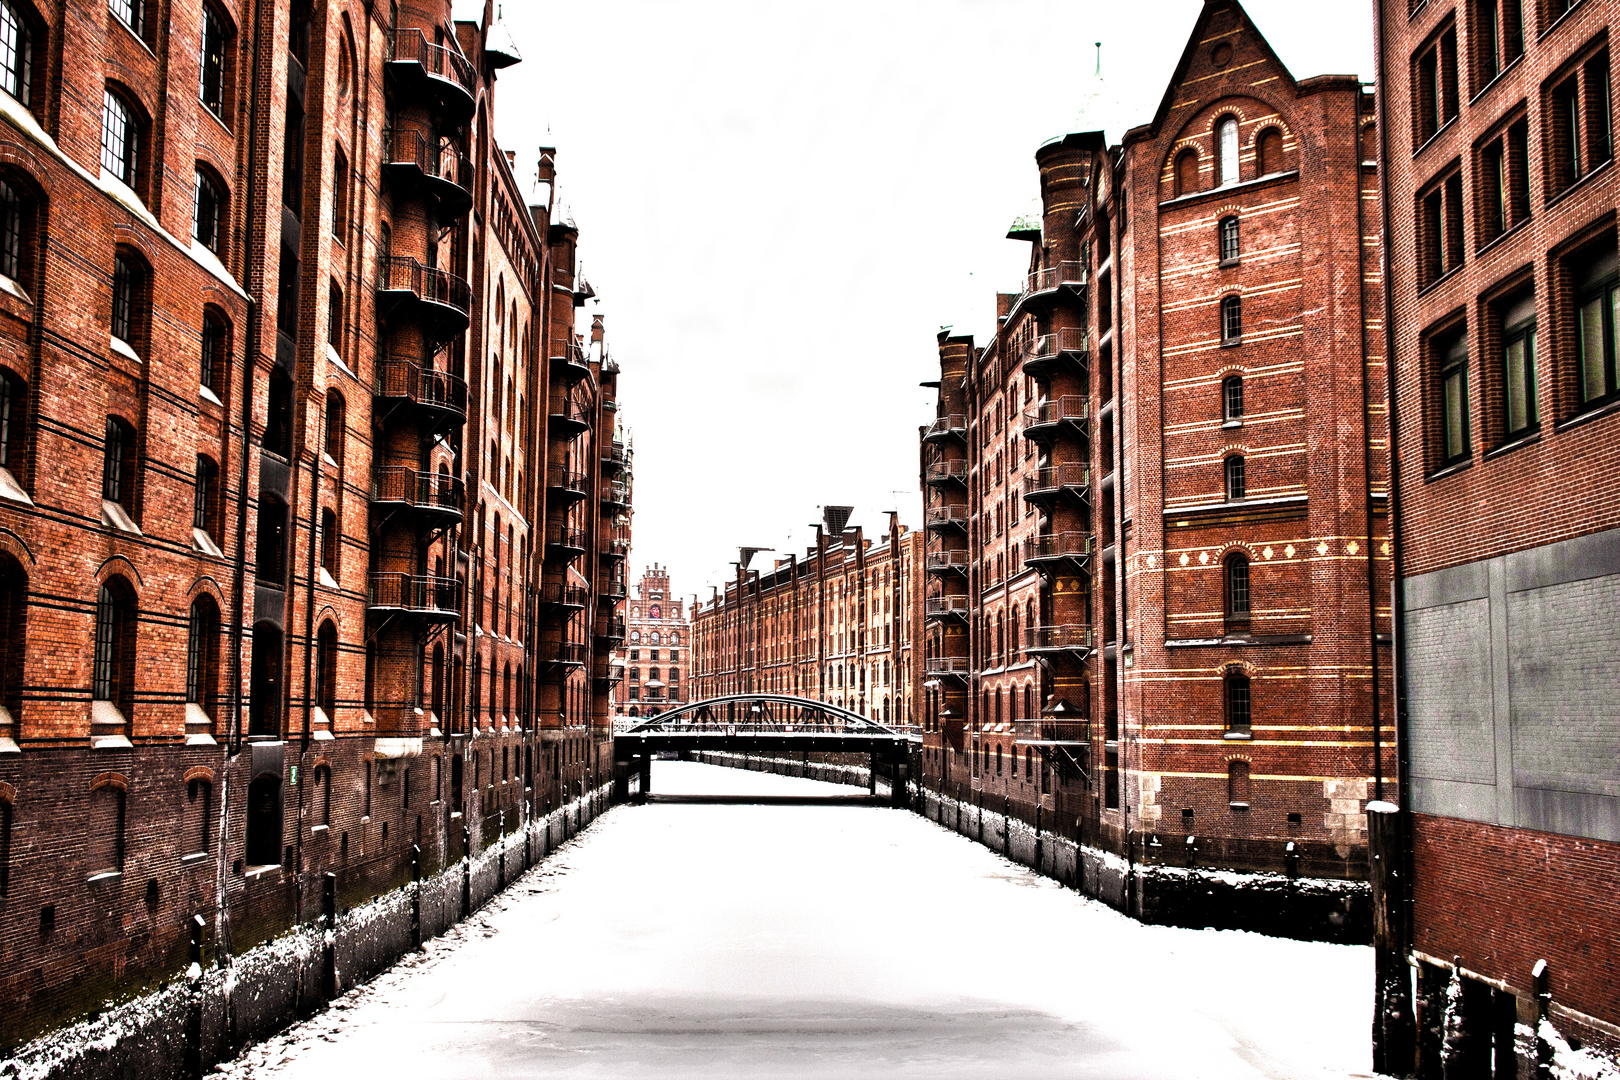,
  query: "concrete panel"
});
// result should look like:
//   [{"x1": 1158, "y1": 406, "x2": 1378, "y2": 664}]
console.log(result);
[
  {"x1": 1405, "y1": 599, "x2": 1496, "y2": 789},
  {"x1": 1515, "y1": 787, "x2": 1620, "y2": 844},
  {"x1": 1405, "y1": 557, "x2": 1489, "y2": 611},
  {"x1": 1409, "y1": 776, "x2": 1500, "y2": 823},
  {"x1": 1505, "y1": 525, "x2": 1620, "y2": 593}
]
